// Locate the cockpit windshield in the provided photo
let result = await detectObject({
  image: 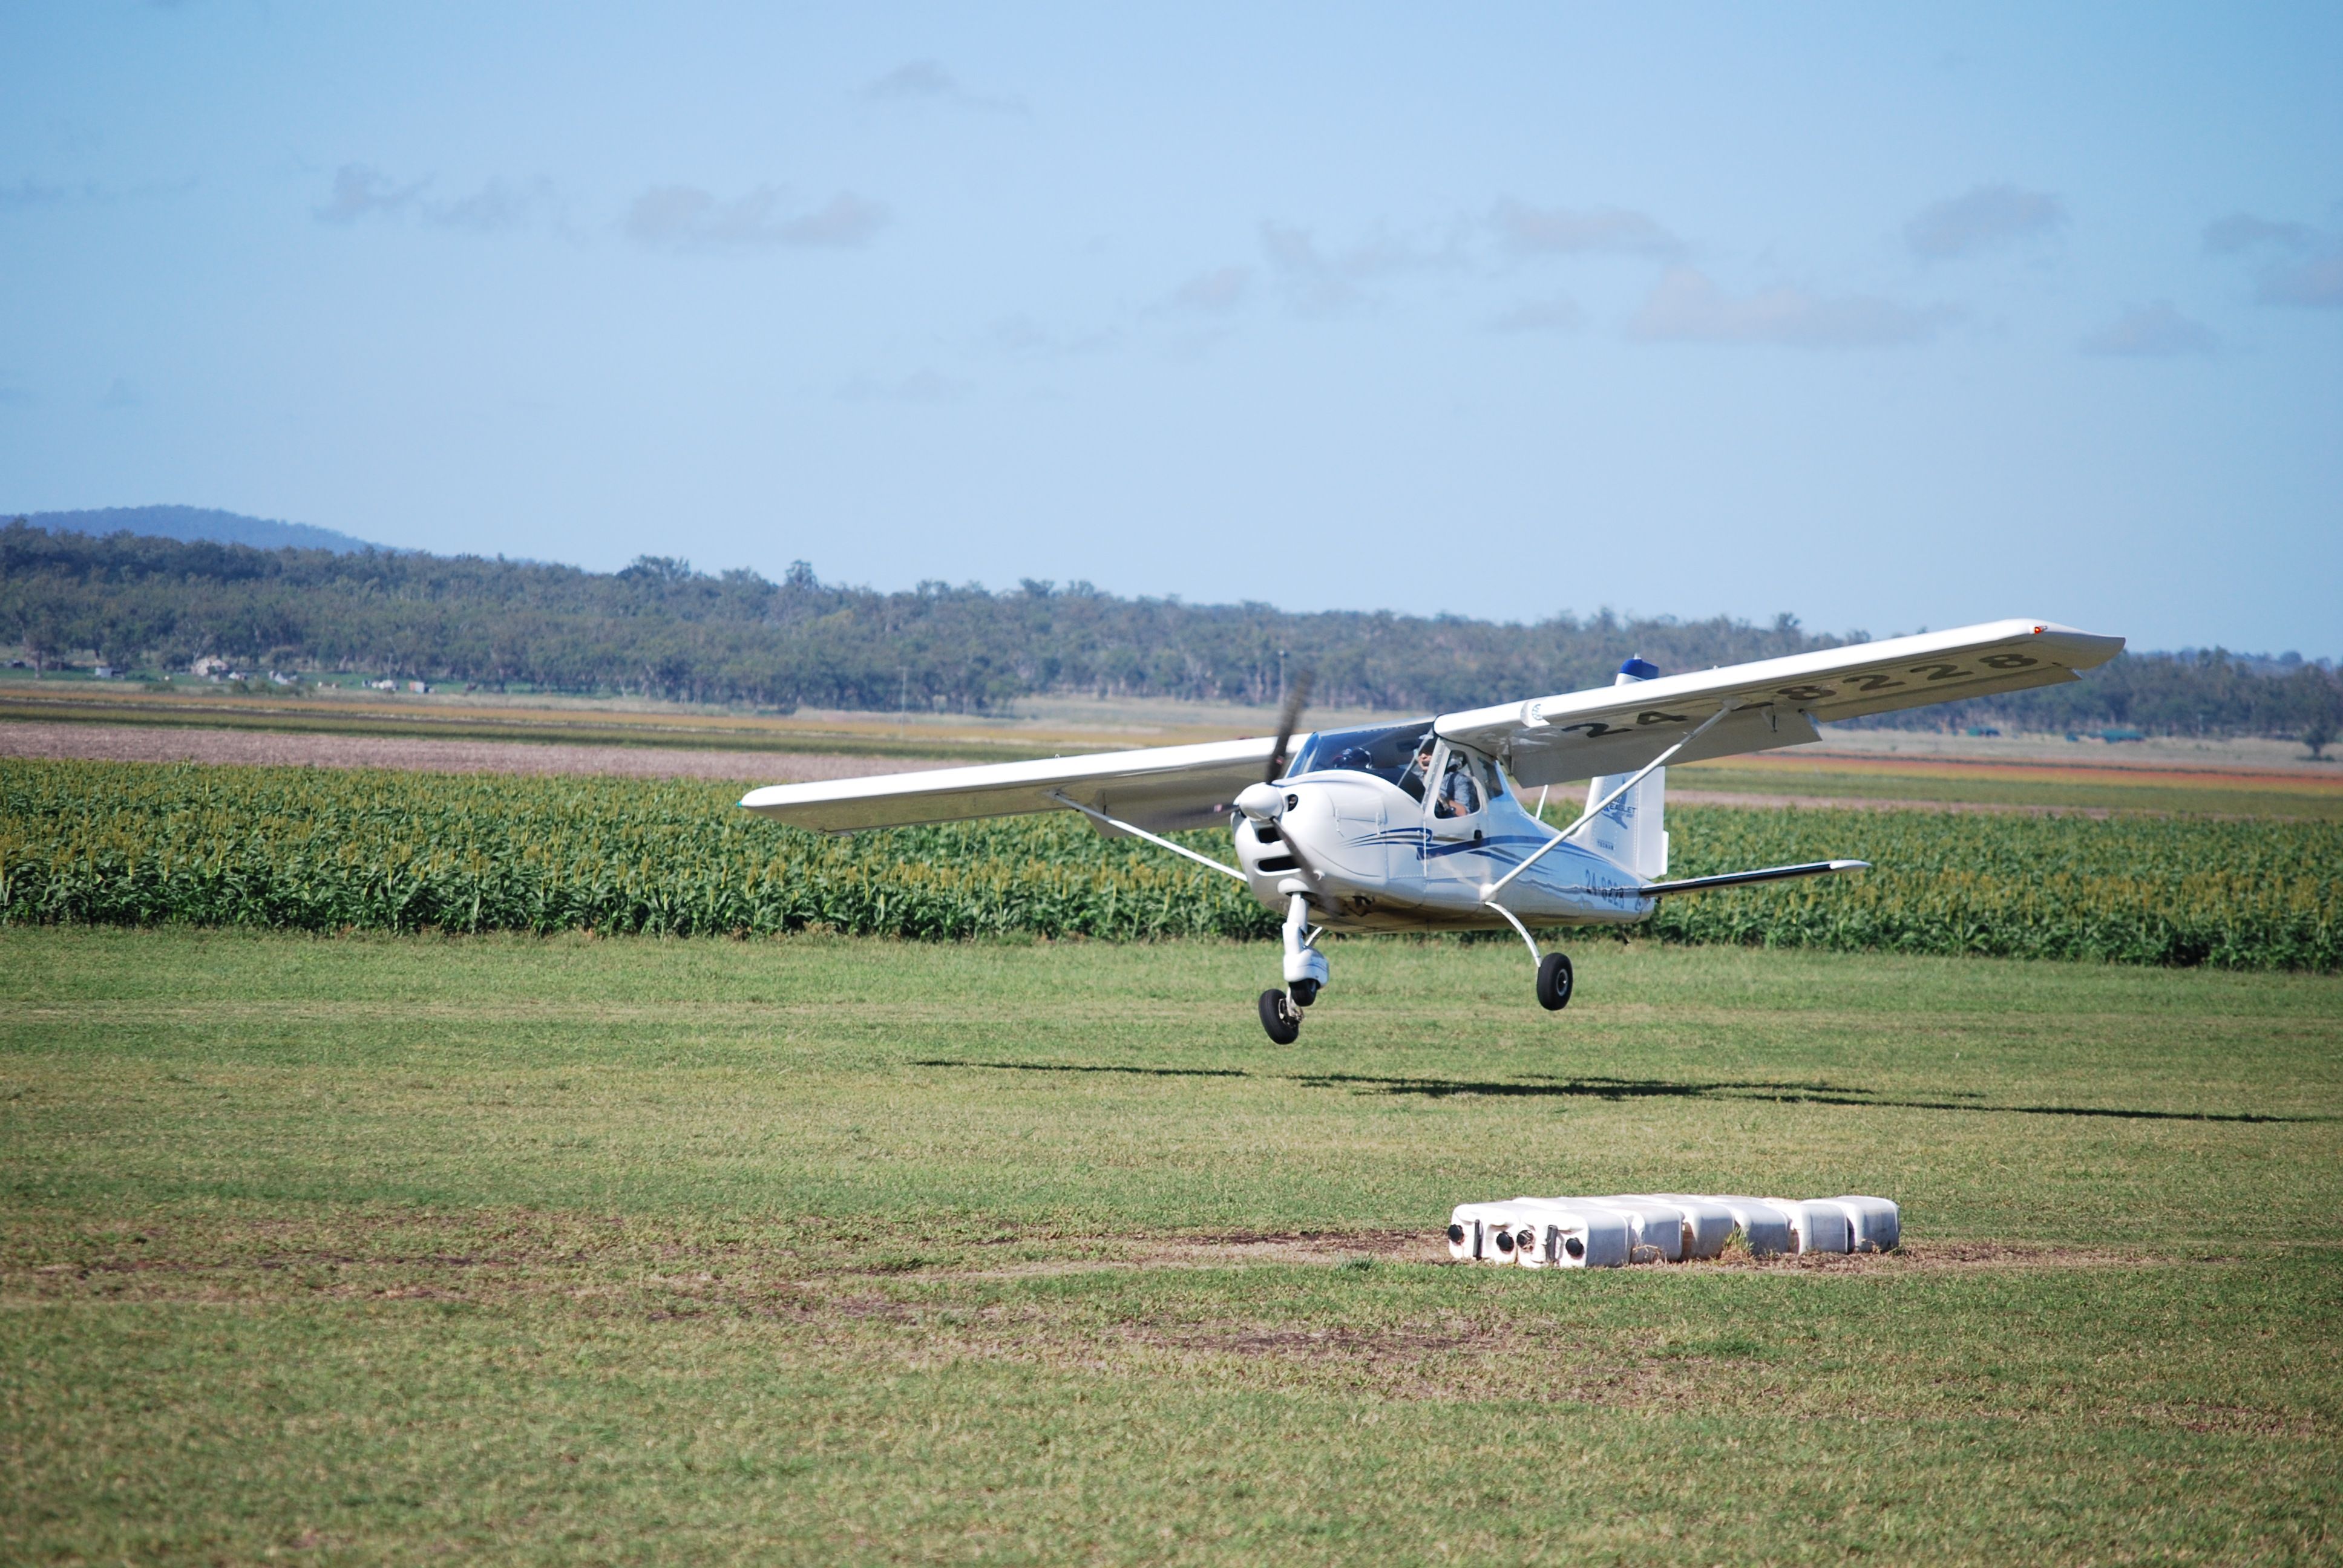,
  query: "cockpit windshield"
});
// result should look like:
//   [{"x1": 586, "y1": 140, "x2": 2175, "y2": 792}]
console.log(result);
[{"x1": 1289, "y1": 719, "x2": 1437, "y2": 798}]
